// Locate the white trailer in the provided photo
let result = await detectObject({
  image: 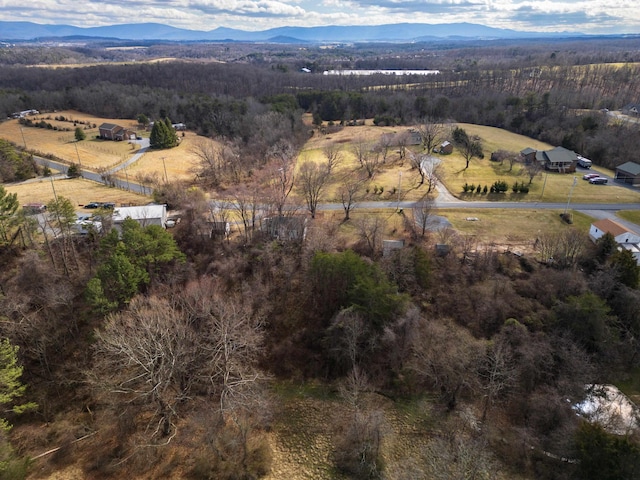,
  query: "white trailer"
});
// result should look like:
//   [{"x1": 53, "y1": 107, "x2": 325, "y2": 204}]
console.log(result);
[{"x1": 577, "y1": 155, "x2": 592, "y2": 168}]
